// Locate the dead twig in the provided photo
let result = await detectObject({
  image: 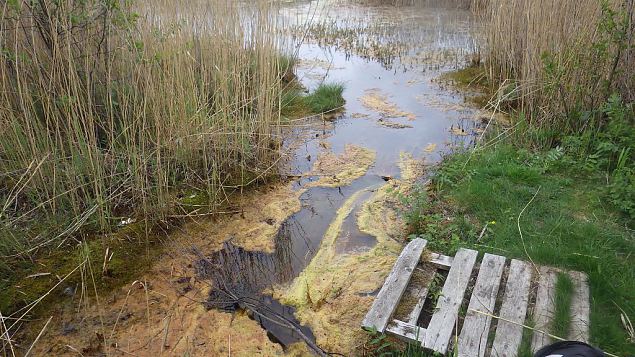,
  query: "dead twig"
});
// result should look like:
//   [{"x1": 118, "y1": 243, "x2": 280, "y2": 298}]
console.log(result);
[{"x1": 24, "y1": 316, "x2": 53, "y2": 357}]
